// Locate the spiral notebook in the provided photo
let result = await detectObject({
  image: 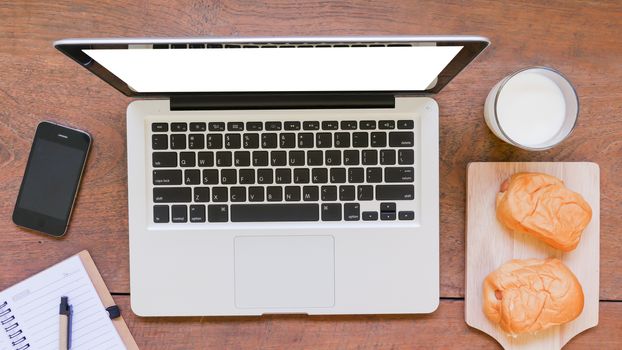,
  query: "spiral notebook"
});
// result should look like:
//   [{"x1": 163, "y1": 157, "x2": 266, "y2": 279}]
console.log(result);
[{"x1": 0, "y1": 251, "x2": 137, "y2": 350}]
